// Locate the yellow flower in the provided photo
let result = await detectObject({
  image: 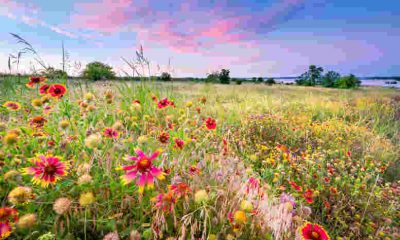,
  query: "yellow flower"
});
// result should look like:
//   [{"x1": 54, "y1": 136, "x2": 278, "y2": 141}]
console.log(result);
[
  {"x1": 234, "y1": 210, "x2": 247, "y2": 224},
  {"x1": 207, "y1": 234, "x2": 217, "y2": 240},
  {"x1": 31, "y1": 98, "x2": 43, "y2": 107},
  {"x1": 194, "y1": 190, "x2": 209, "y2": 203},
  {"x1": 79, "y1": 192, "x2": 95, "y2": 207},
  {"x1": 59, "y1": 120, "x2": 70, "y2": 129},
  {"x1": 4, "y1": 132, "x2": 18, "y2": 145},
  {"x1": 8, "y1": 186, "x2": 34, "y2": 205},
  {"x1": 240, "y1": 200, "x2": 253, "y2": 212},
  {"x1": 85, "y1": 92, "x2": 95, "y2": 102},
  {"x1": 186, "y1": 101, "x2": 193, "y2": 108},
  {"x1": 17, "y1": 214, "x2": 36, "y2": 229},
  {"x1": 137, "y1": 135, "x2": 148, "y2": 144},
  {"x1": 4, "y1": 170, "x2": 20, "y2": 181}
]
